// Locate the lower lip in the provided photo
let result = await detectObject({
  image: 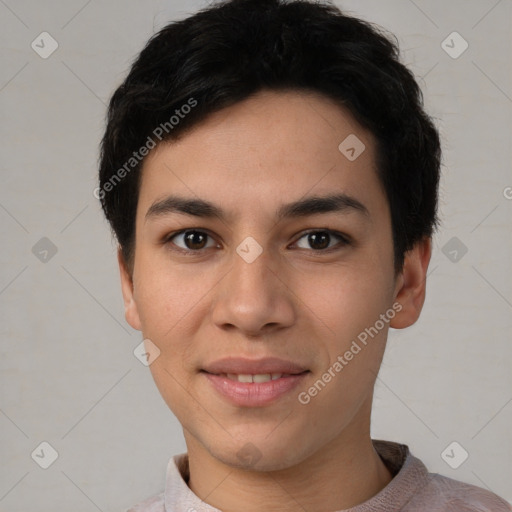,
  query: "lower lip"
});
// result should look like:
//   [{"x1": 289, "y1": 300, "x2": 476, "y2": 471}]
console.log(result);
[{"x1": 202, "y1": 371, "x2": 309, "y2": 407}]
